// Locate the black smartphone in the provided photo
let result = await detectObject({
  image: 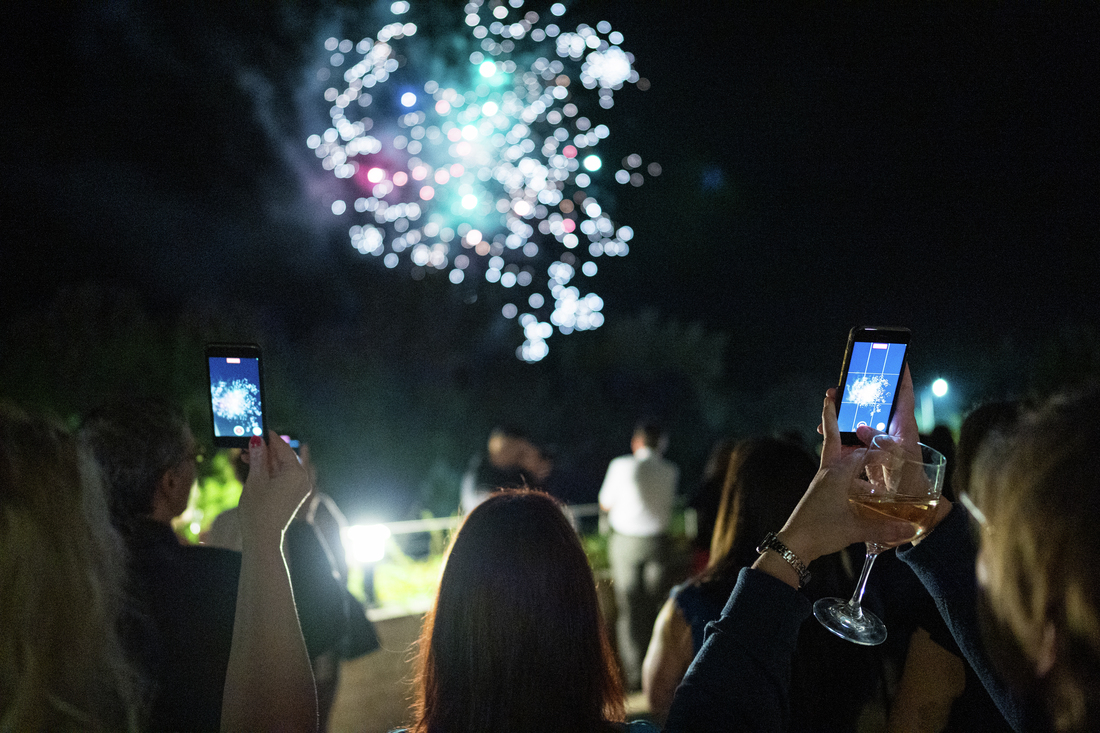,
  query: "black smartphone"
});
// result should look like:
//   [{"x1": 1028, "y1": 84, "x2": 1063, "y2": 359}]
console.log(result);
[
  {"x1": 205, "y1": 343, "x2": 267, "y2": 449},
  {"x1": 835, "y1": 327, "x2": 910, "y2": 445}
]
